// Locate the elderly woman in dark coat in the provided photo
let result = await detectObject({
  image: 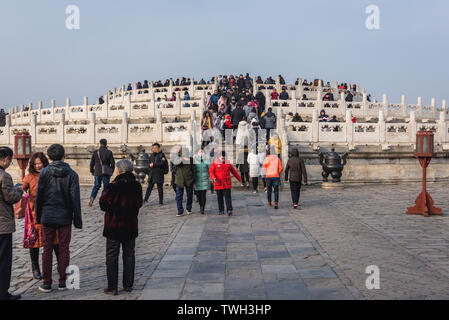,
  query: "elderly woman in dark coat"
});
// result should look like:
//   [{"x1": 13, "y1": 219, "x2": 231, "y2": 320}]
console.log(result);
[{"x1": 100, "y1": 159, "x2": 143, "y2": 296}]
